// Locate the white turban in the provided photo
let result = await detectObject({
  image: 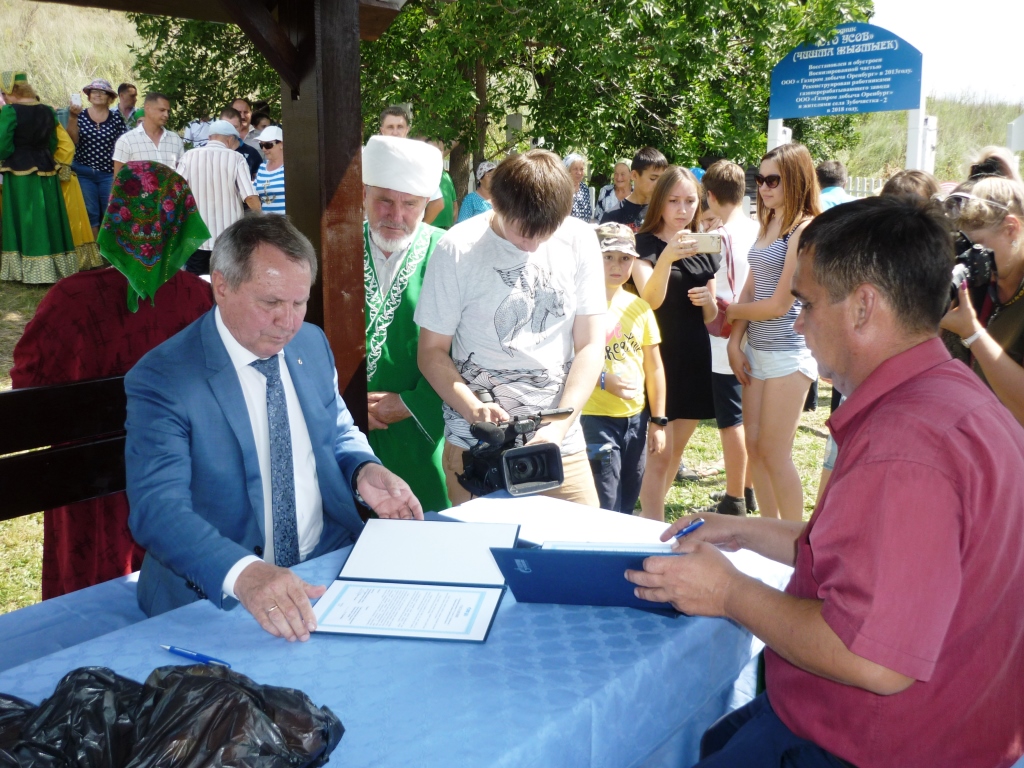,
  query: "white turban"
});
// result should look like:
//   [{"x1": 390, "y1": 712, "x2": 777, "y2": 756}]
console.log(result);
[{"x1": 362, "y1": 135, "x2": 442, "y2": 198}]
